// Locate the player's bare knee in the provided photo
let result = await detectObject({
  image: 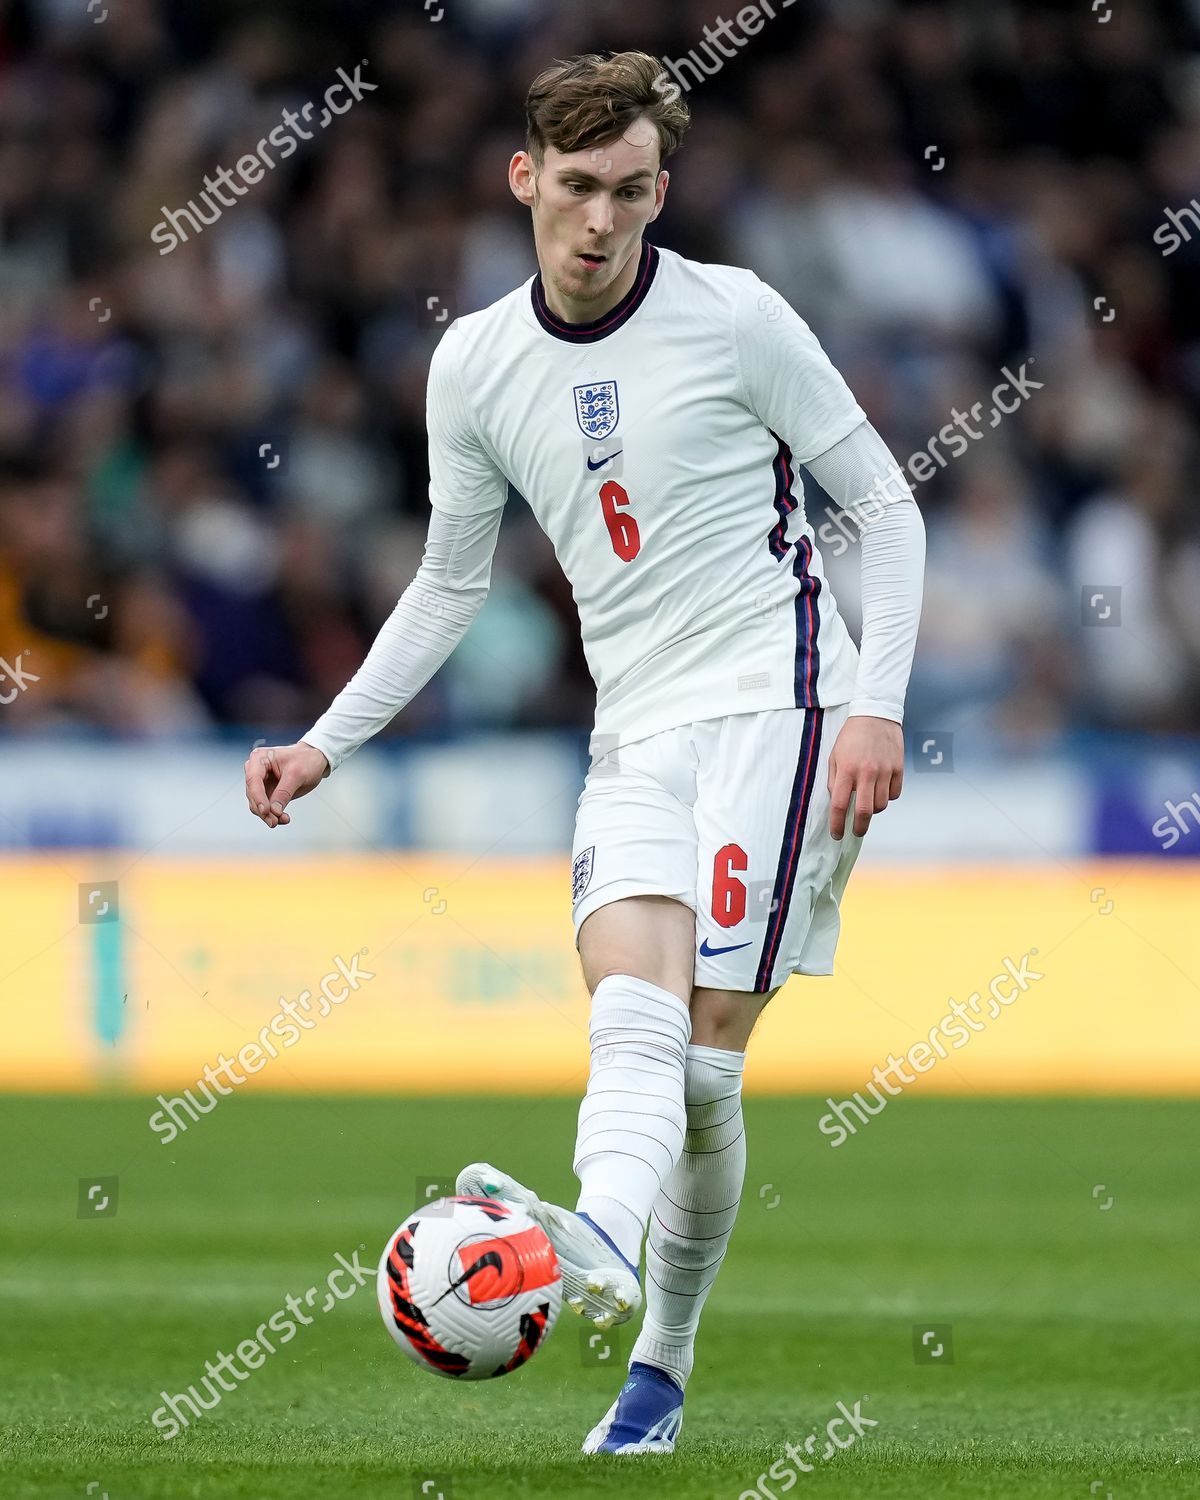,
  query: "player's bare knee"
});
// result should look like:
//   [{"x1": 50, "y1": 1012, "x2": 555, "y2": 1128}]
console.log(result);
[
  {"x1": 689, "y1": 985, "x2": 776, "y2": 1050},
  {"x1": 578, "y1": 895, "x2": 694, "y2": 1001}
]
